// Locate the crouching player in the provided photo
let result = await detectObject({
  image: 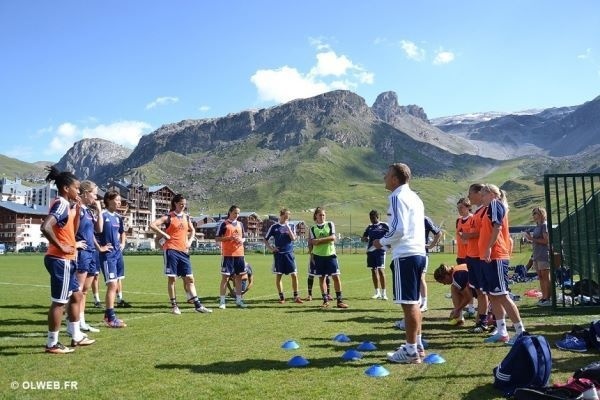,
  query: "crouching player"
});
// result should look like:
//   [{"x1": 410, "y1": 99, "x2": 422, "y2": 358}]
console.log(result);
[{"x1": 434, "y1": 263, "x2": 473, "y2": 327}]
